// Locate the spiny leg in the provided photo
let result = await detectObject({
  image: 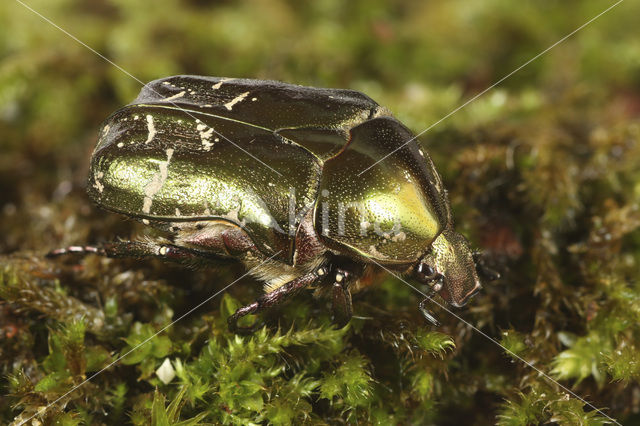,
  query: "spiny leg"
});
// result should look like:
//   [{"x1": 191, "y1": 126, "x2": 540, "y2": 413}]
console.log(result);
[
  {"x1": 419, "y1": 298, "x2": 441, "y2": 327},
  {"x1": 227, "y1": 266, "x2": 328, "y2": 334},
  {"x1": 47, "y1": 240, "x2": 219, "y2": 265},
  {"x1": 419, "y1": 280, "x2": 443, "y2": 327},
  {"x1": 331, "y1": 268, "x2": 354, "y2": 328},
  {"x1": 47, "y1": 244, "x2": 107, "y2": 257}
]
